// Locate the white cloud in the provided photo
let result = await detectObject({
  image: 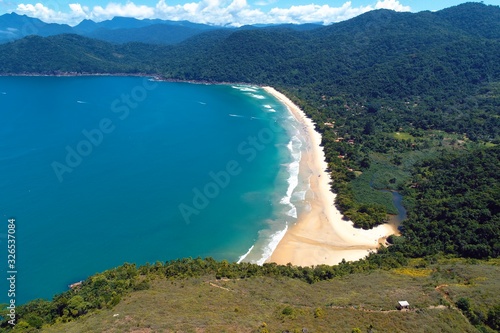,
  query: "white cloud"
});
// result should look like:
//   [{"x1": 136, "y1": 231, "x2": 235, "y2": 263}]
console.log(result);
[
  {"x1": 15, "y1": 0, "x2": 411, "y2": 26},
  {"x1": 16, "y1": 2, "x2": 89, "y2": 24},
  {"x1": 92, "y1": 2, "x2": 155, "y2": 20},
  {"x1": 68, "y1": 3, "x2": 88, "y2": 17},
  {"x1": 267, "y1": 1, "x2": 373, "y2": 25},
  {"x1": 254, "y1": 0, "x2": 277, "y2": 6},
  {"x1": 375, "y1": 0, "x2": 410, "y2": 11}
]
